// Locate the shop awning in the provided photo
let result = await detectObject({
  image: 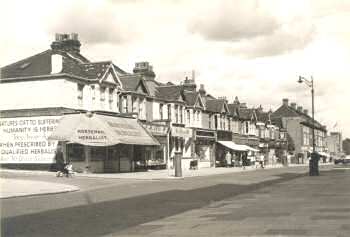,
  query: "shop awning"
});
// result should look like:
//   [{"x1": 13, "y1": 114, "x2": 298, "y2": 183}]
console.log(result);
[
  {"x1": 48, "y1": 113, "x2": 159, "y2": 146},
  {"x1": 217, "y1": 141, "x2": 247, "y2": 152},
  {"x1": 318, "y1": 152, "x2": 330, "y2": 157},
  {"x1": 240, "y1": 145, "x2": 259, "y2": 152}
]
